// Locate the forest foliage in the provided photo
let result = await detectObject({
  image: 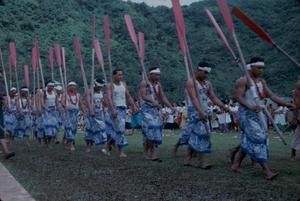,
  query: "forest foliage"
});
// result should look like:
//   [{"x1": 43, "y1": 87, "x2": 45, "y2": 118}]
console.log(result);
[{"x1": 0, "y1": 0, "x2": 299, "y2": 101}]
